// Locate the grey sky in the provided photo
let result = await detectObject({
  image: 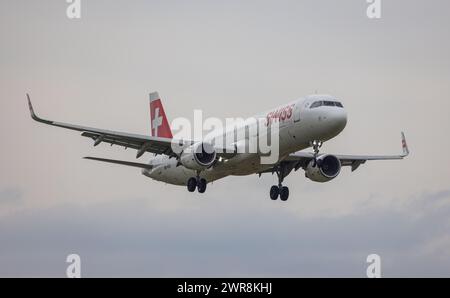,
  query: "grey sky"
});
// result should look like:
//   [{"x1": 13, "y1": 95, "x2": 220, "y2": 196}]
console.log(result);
[{"x1": 1, "y1": 0, "x2": 450, "y2": 277}]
